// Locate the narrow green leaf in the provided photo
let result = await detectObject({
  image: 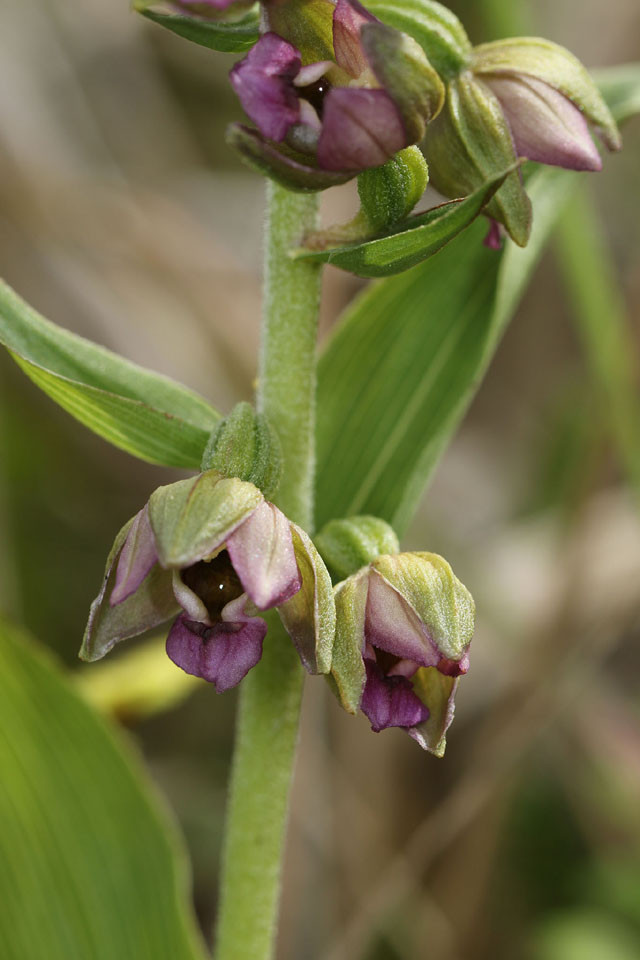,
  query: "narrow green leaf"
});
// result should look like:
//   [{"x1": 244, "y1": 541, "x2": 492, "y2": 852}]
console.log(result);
[
  {"x1": 593, "y1": 63, "x2": 640, "y2": 126},
  {"x1": 316, "y1": 167, "x2": 574, "y2": 534},
  {"x1": 136, "y1": 5, "x2": 259, "y2": 54},
  {"x1": 0, "y1": 620, "x2": 206, "y2": 960},
  {"x1": 295, "y1": 171, "x2": 510, "y2": 278},
  {"x1": 0, "y1": 281, "x2": 219, "y2": 467},
  {"x1": 555, "y1": 187, "x2": 640, "y2": 504}
]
